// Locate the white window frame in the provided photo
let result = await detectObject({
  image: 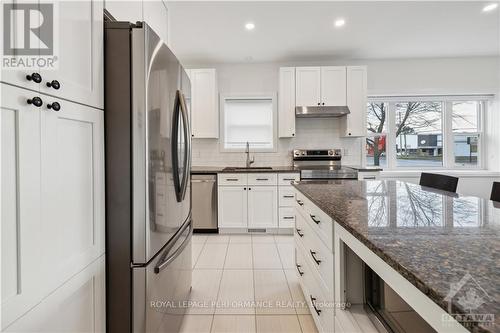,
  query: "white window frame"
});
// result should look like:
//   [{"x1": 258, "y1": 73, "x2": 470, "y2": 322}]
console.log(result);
[
  {"x1": 365, "y1": 95, "x2": 490, "y2": 170},
  {"x1": 219, "y1": 93, "x2": 278, "y2": 153}
]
